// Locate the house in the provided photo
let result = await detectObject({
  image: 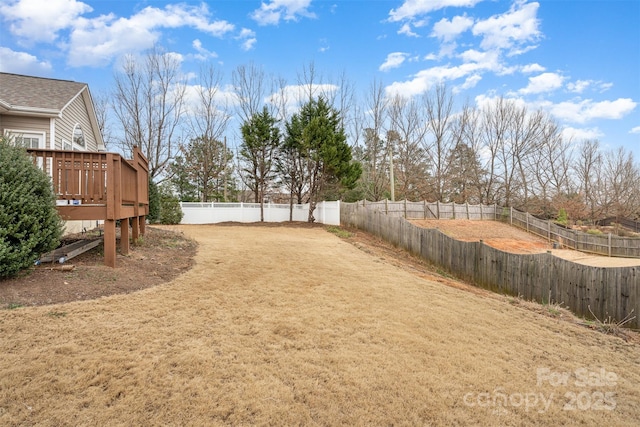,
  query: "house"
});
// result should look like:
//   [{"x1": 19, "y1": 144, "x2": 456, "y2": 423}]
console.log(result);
[
  {"x1": 0, "y1": 72, "x2": 105, "y2": 152},
  {"x1": 0, "y1": 72, "x2": 149, "y2": 267},
  {"x1": 0, "y1": 72, "x2": 105, "y2": 234}
]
